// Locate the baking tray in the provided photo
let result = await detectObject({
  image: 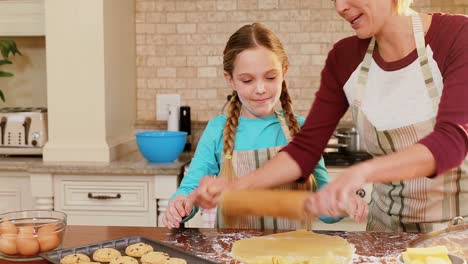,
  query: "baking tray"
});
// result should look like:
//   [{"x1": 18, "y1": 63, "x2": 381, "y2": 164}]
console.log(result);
[{"x1": 39, "y1": 236, "x2": 217, "y2": 264}]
